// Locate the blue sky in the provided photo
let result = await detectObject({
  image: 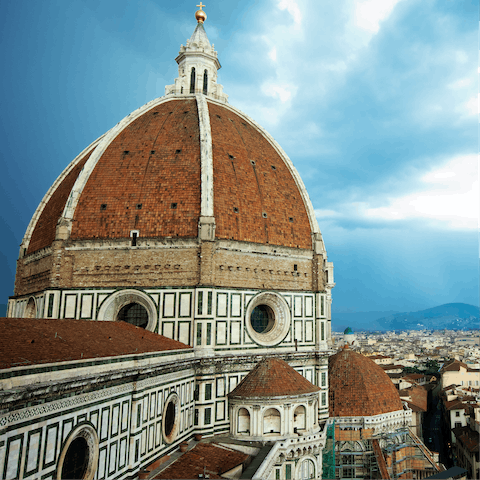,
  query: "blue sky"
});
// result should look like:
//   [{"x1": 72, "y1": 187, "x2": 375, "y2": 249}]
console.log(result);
[{"x1": 0, "y1": 0, "x2": 478, "y2": 316}]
